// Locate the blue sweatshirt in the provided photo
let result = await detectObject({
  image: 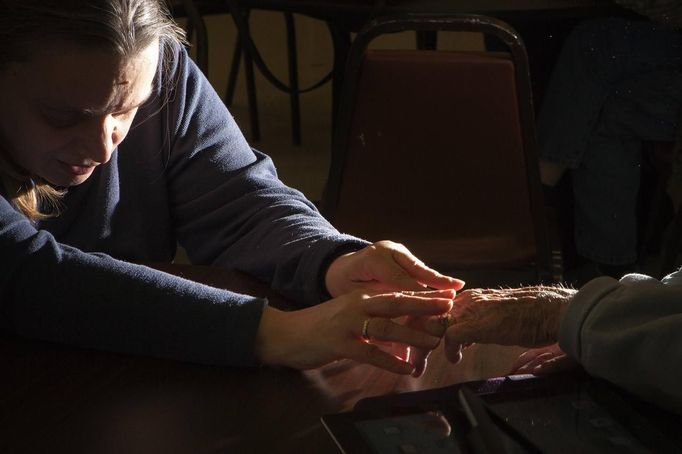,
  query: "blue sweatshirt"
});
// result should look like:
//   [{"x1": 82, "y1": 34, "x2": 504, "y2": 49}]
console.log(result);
[{"x1": 0, "y1": 43, "x2": 367, "y2": 367}]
